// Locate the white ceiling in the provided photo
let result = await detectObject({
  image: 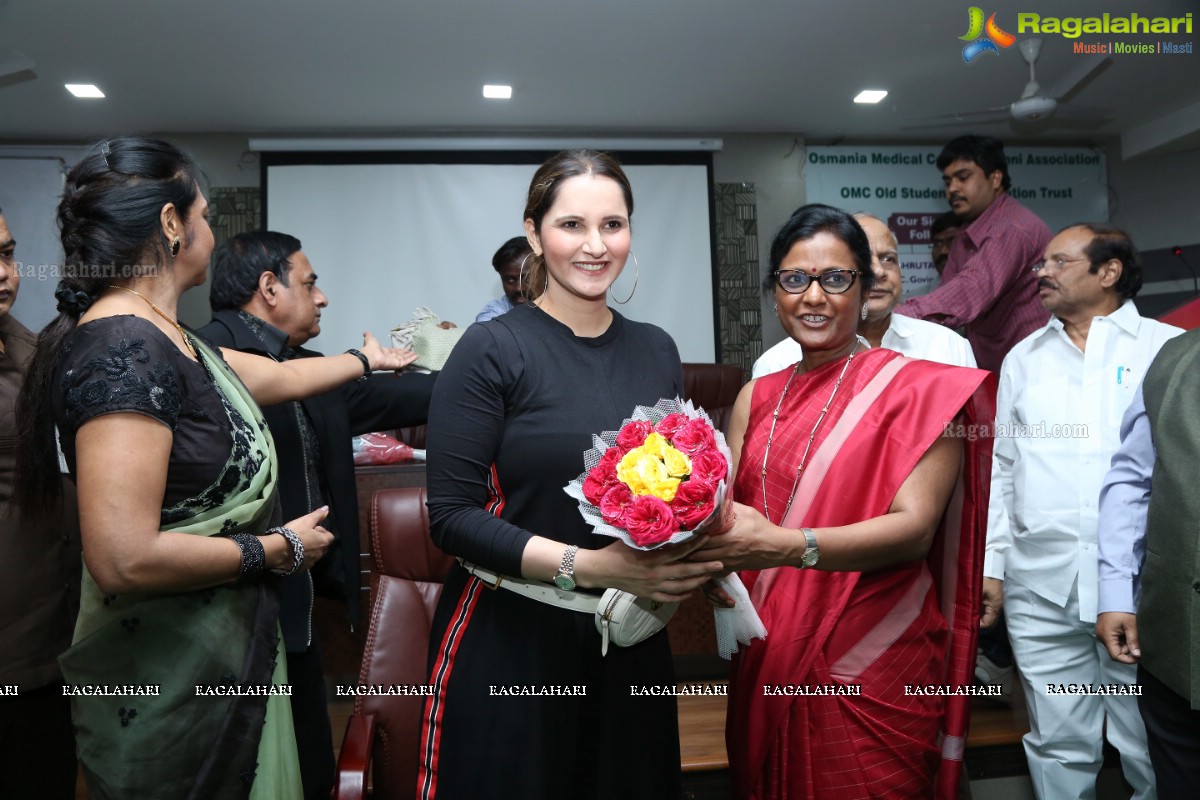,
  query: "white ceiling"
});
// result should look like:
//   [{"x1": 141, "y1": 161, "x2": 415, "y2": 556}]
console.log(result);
[{"x1": 1, "y1": 0, "x2": 1198, "y2": 157}]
